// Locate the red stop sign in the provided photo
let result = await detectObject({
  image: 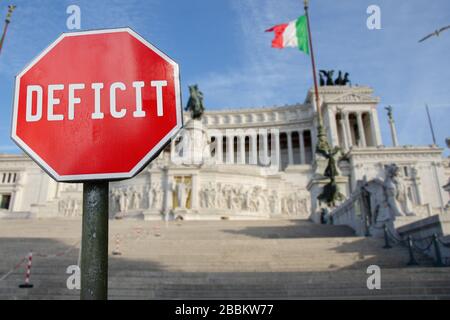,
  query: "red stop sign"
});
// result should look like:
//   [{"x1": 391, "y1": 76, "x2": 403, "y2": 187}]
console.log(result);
[{"x1": 11, "y1": 28, "x2": 182, "y2": 182}]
